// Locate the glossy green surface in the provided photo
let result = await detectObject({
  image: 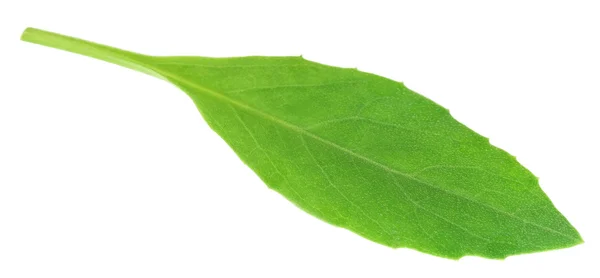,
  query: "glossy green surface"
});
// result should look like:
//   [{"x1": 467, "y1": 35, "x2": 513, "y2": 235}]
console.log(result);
[{"x1": 21, "y1": 28, "x2": 582, "y2": 259}]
